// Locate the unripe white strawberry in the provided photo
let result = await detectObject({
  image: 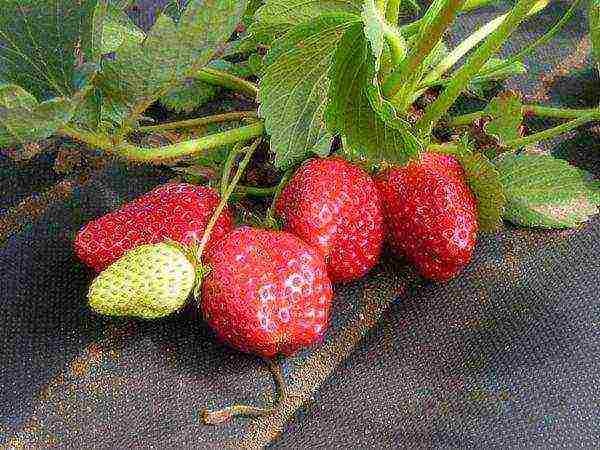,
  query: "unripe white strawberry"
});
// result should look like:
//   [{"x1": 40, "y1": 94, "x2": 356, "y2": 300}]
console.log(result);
[{"x1": 88, "y1": 243, "x2": 196, "y2": 319}]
